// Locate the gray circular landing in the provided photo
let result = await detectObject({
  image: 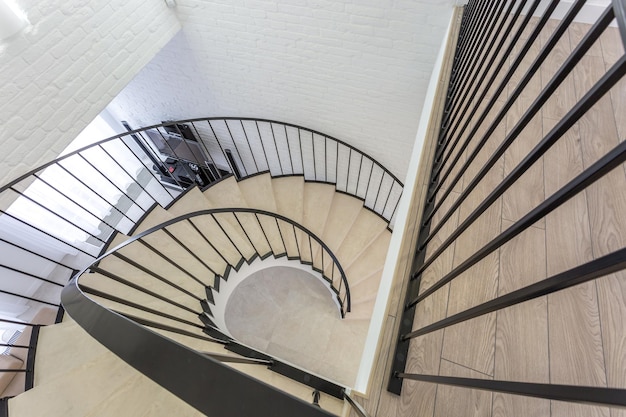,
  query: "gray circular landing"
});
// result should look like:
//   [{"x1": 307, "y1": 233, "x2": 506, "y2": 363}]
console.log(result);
[{"x1": 224, "y1": 266, "x2": 368, "y2": 387}]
